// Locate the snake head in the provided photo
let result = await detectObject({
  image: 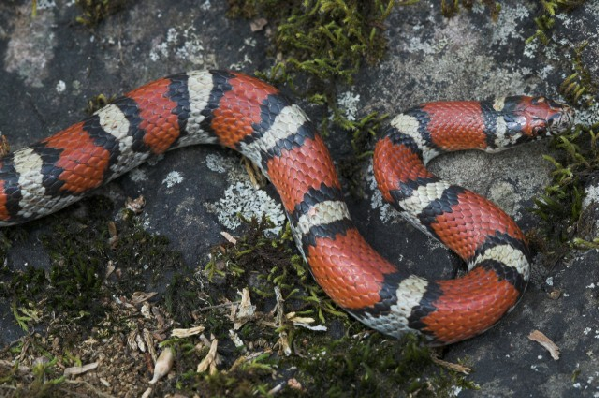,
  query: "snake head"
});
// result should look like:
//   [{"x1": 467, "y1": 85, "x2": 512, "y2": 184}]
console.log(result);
[{"x1": 507, "y1": 96, "x2": 575, "y2": 139}]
